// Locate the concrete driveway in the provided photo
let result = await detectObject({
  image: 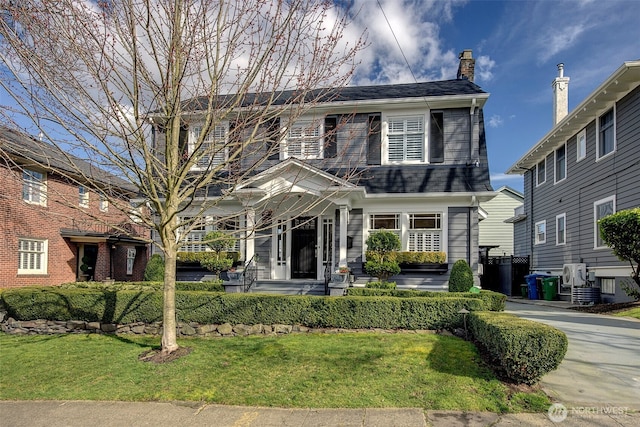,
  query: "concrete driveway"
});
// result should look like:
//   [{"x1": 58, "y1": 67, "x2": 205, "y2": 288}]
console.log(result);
[{"x1": 506, "y1": 301, "x2": 640, "y2": 411}]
